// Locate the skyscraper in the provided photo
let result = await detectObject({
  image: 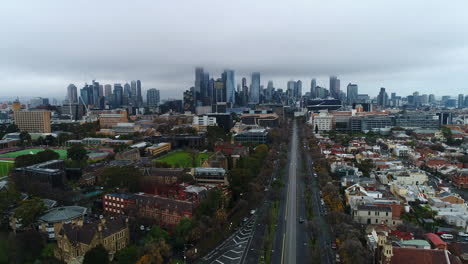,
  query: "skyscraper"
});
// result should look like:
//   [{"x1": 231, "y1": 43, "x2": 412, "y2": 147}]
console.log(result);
[
  {"x1": 147, "y1": 88, "x2": 160, "y2": 107},
  {"x1": 214, "y1": 79, "x2": 225, "y2": 103},
  {"x1": 346, "y1": 83, "x2": 358, "y2": 105},
  {"x1": 113, "y1": 84, "x2": 123, "y2": 108},
  {"x1": 310, "y1": 79, "x2": 317, "y2": 98},
  {"x1": 266, "y1": 81, "x2": 274, "y2": 101},
  {"x1": 92, "y1": 80, "x2": 100, "y2": 106},
  {"x1": 137, "y1": 80, "x2": 143, "y2": 105},
  {"x1": 123, "y1": 83, "x2": 131, "y2": 97},
  {"x1": 130, "y1": 80, "x2": 137, "y2": 98},
  {"x1": 377, "y1": 87, "x2": 389, "y2": 107},
  {"x1": 249, "y1": 72, "x2": 260, "y2": 104},
  {"x1": 295, "y1": 80, "x2": 302, "y2": 99},
  {"x1": 104, "y1": 84, "x2": 112, "y2": 97},
  {"x1": 429, "y1": 94, "x2": 436, "y2": 104},
  {"x1": 458, "y1": 94, "x2": 464, "y2": 108},
  {"x1": 224, "y1": 70, "x2": 235, "y2": 105},
  {"x1": 67, "y1": 84, "x2": 78, "y2": 103},
  {"x1": 195, "y1": 67, "x2": 204, "y2": 101},
  {"x1": 287, "y1": 81, "x2": 296, "y2": 98},
  {"x1": 329, "y1": 76, "x2": 340, "y2": 99}
]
